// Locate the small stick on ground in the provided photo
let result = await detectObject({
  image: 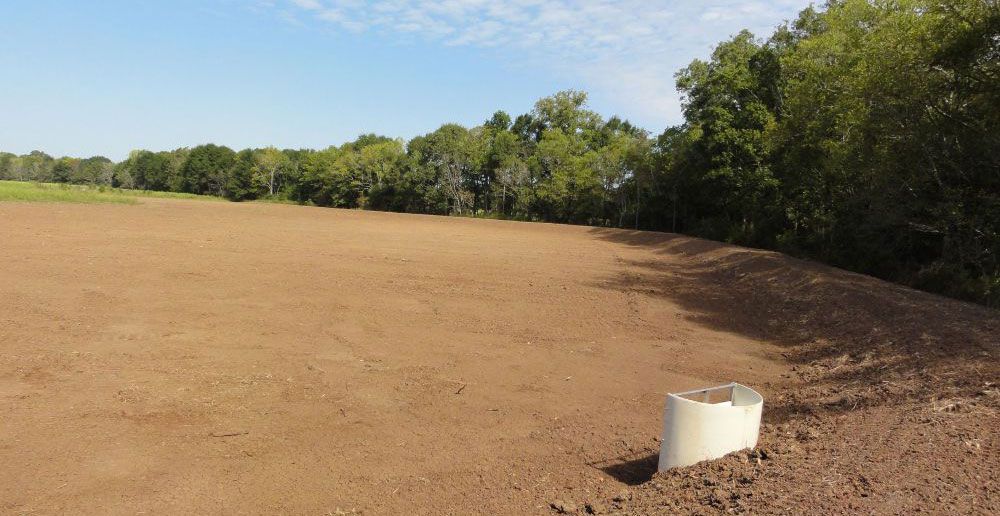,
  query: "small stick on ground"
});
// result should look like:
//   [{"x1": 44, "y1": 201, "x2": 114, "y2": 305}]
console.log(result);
[
  {"x1": 455, "y1": 384, "x2": 466, "y2": 395},
  {"x1": 210, "y1": 431, "x2": 249, "y2": 437}
]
